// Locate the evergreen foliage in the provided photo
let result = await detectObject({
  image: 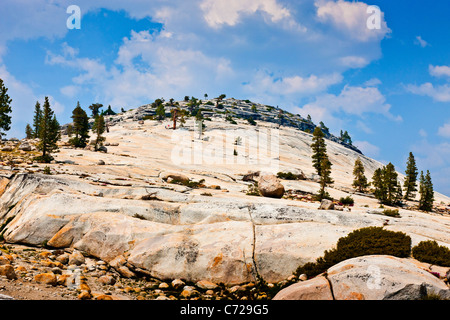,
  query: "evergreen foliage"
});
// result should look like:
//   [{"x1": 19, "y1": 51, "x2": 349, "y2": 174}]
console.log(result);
[
  {"x1": 89, "y1": 103, "x2": 103, "y2": 117},
  {"x1": 25, "y1": 124, "x2": 33, "y2": 139},
  {"x1": 69, "y1": 102, "x2": 90, "y2": 148},
  {"x1": 92, "y1": 114, "x2": 105, "y2": 151},
  {"x1": 352, "y1": 157, "x2": 368, "y2": 192},
  {"x1": 36, "y1": 97, "x2": 60, "y2": 163},
  {"x1": 0, "y1": 78, "x2": 12, "y2": 137},
  {"x1": 371, "y1": 163, "x2": 401, "y2": 206},
  {"x1": 419, "y1": 170, "x2": 434, "y2": 212},
  {"x1": 311, "y1": 126, "x2": 327, "y2": 177},
  {"x1": 404, "y1": 152, "x2": 418, "y2": 200},
  {"x1": 32, "y1": 101, "x2": 42, "y2": 139}
]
